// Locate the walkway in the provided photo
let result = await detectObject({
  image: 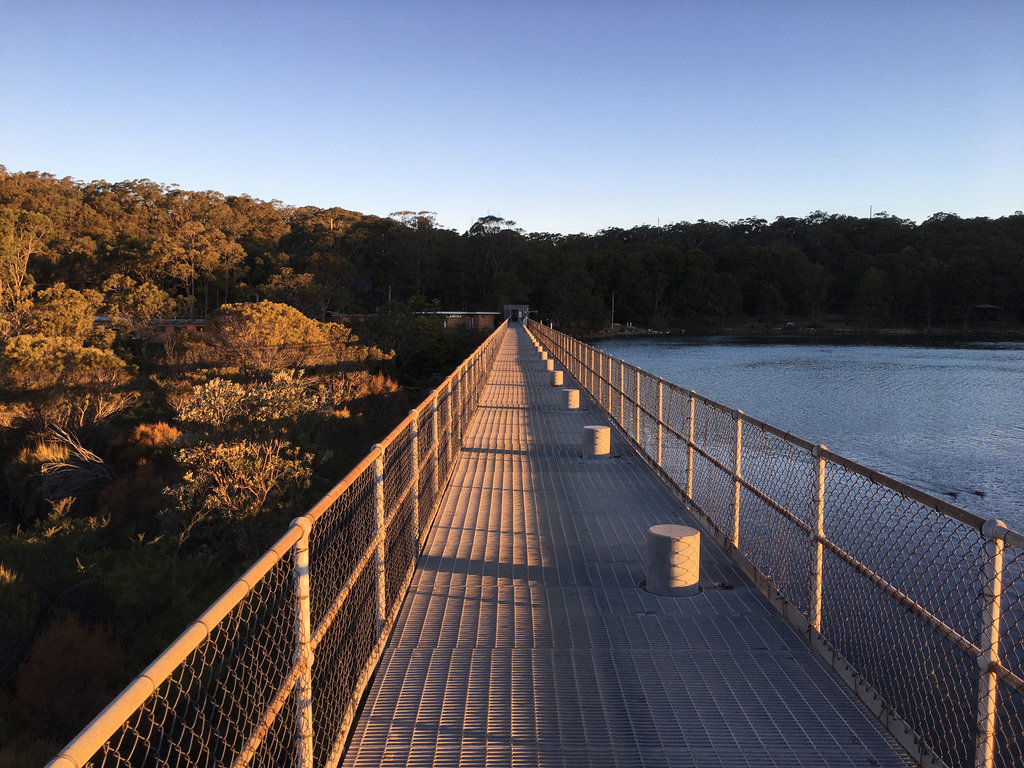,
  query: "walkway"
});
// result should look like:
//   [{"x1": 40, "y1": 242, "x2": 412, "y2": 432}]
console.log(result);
[{"x1": 342, "y1": 325, "x2": 912, "y2": 767}]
